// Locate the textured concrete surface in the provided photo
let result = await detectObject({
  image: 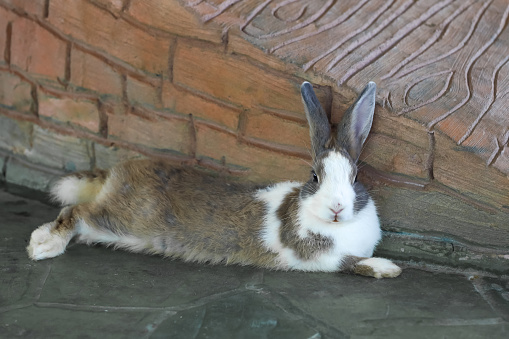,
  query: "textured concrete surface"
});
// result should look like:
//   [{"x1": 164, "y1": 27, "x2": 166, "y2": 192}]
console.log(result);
[{"x1": 1, "y1": 184, "x2": 508, "y2": 338}]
